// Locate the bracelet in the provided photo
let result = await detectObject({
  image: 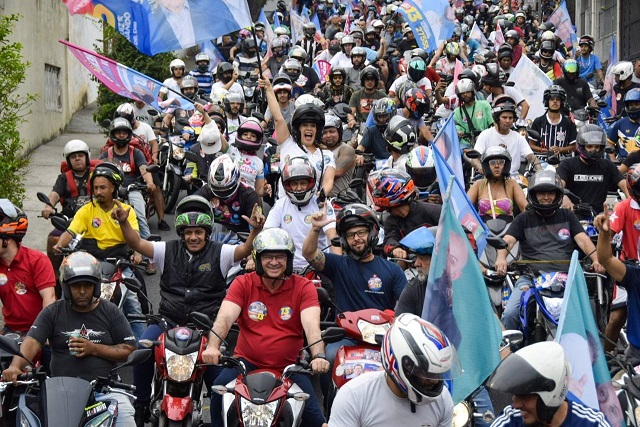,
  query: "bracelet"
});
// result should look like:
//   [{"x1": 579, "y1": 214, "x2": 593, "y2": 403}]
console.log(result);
[{"x1": 312, "y1": 353, "x2": 326, "y2": 360}]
